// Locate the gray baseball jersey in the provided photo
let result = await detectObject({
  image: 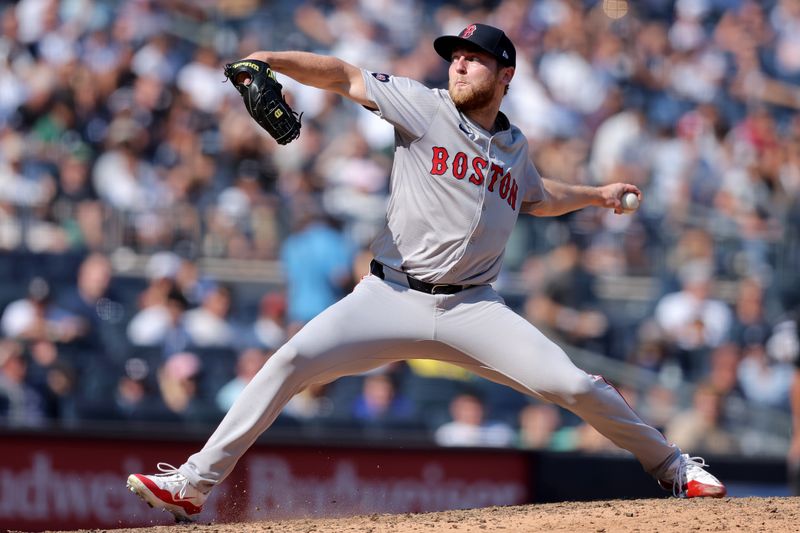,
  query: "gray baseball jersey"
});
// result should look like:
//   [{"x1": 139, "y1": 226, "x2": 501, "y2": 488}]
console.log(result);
[
  {"x1": 365, "y1": 71, "x2": 544, "y2": 285},
  {"x1": 176, "y1": 69, "x2": 682, "y2": 495}
]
